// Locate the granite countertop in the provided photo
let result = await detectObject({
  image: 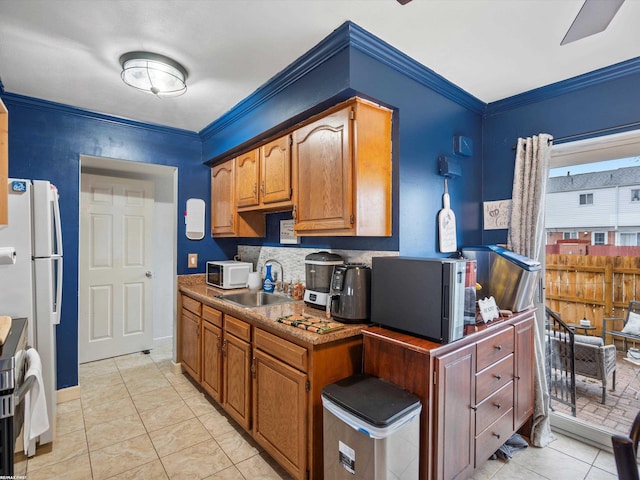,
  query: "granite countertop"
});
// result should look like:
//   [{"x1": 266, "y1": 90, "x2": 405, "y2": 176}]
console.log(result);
[{"x1": 178, "y1": 275, "x2": 367, "y2": 346}]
